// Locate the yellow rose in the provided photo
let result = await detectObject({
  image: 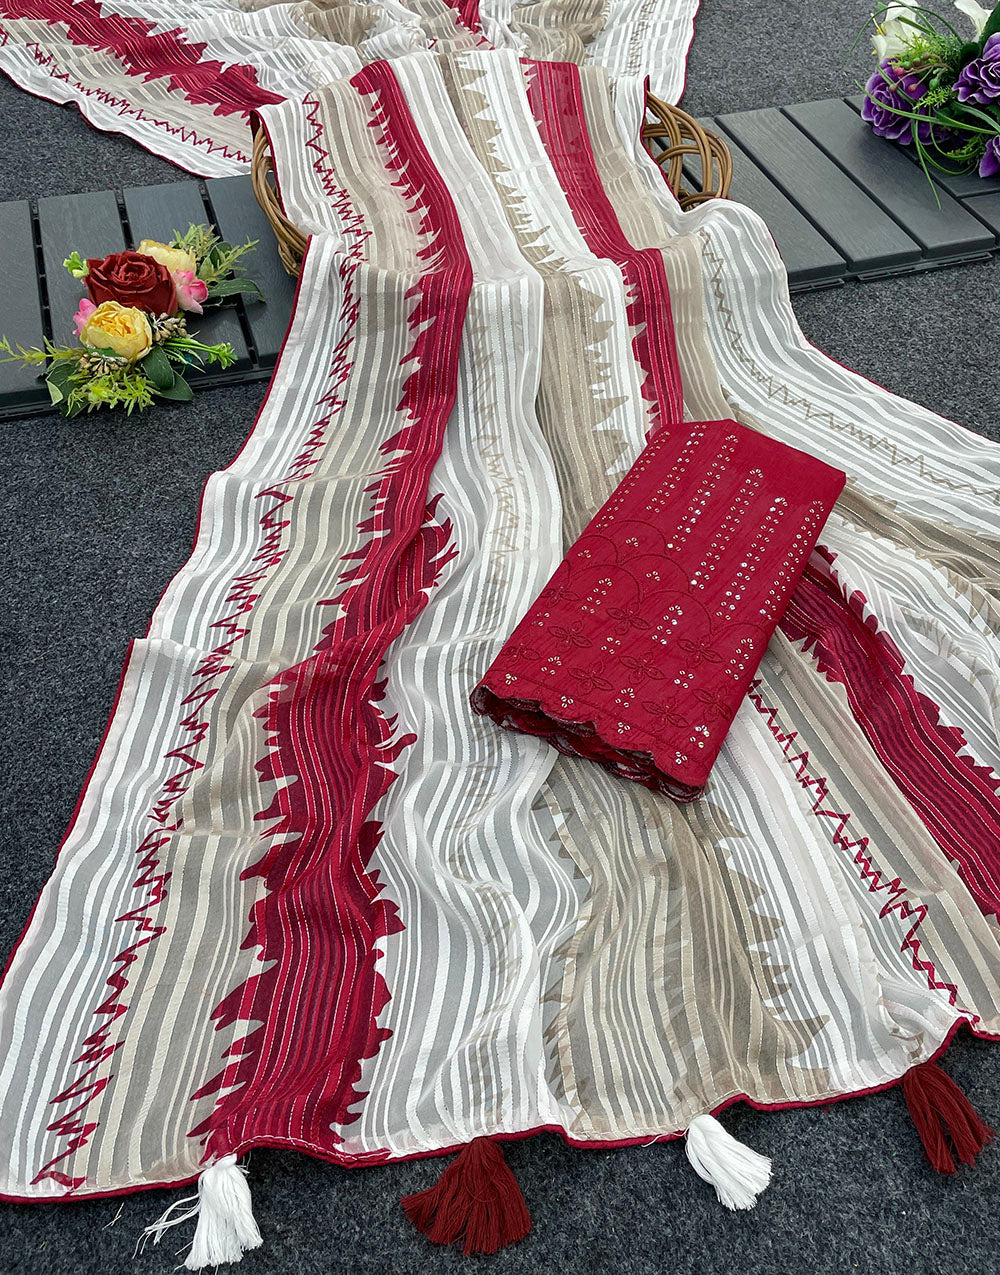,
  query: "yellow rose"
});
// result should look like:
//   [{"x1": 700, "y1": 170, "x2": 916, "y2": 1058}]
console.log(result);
[
  {"x1": 137, "y1": 238, "x2": 197, "y2": 276},
  {"x1": 80, "y1": 301, "x2": 153, "y2": 362}
]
